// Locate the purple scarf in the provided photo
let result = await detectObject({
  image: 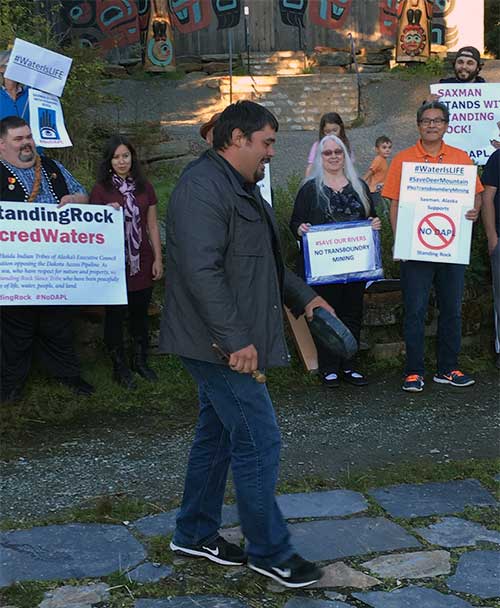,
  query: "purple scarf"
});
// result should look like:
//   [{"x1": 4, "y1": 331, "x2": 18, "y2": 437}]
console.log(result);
[{"x1": 112, "y1": 174, "x2": 141, "y2": 276}]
